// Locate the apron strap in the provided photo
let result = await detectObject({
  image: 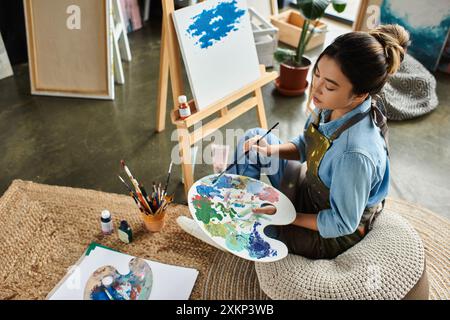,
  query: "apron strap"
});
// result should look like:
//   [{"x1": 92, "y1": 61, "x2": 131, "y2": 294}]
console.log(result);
[
  {"x1": 315, "y1": 98, "x2": 389, "y2": 153},
  {"x1": 329, "y1": 108, "x2": 371, "y2": 141},
  {"x1": 371, "y1": 99, "x2": 390, "y2": 156}
]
